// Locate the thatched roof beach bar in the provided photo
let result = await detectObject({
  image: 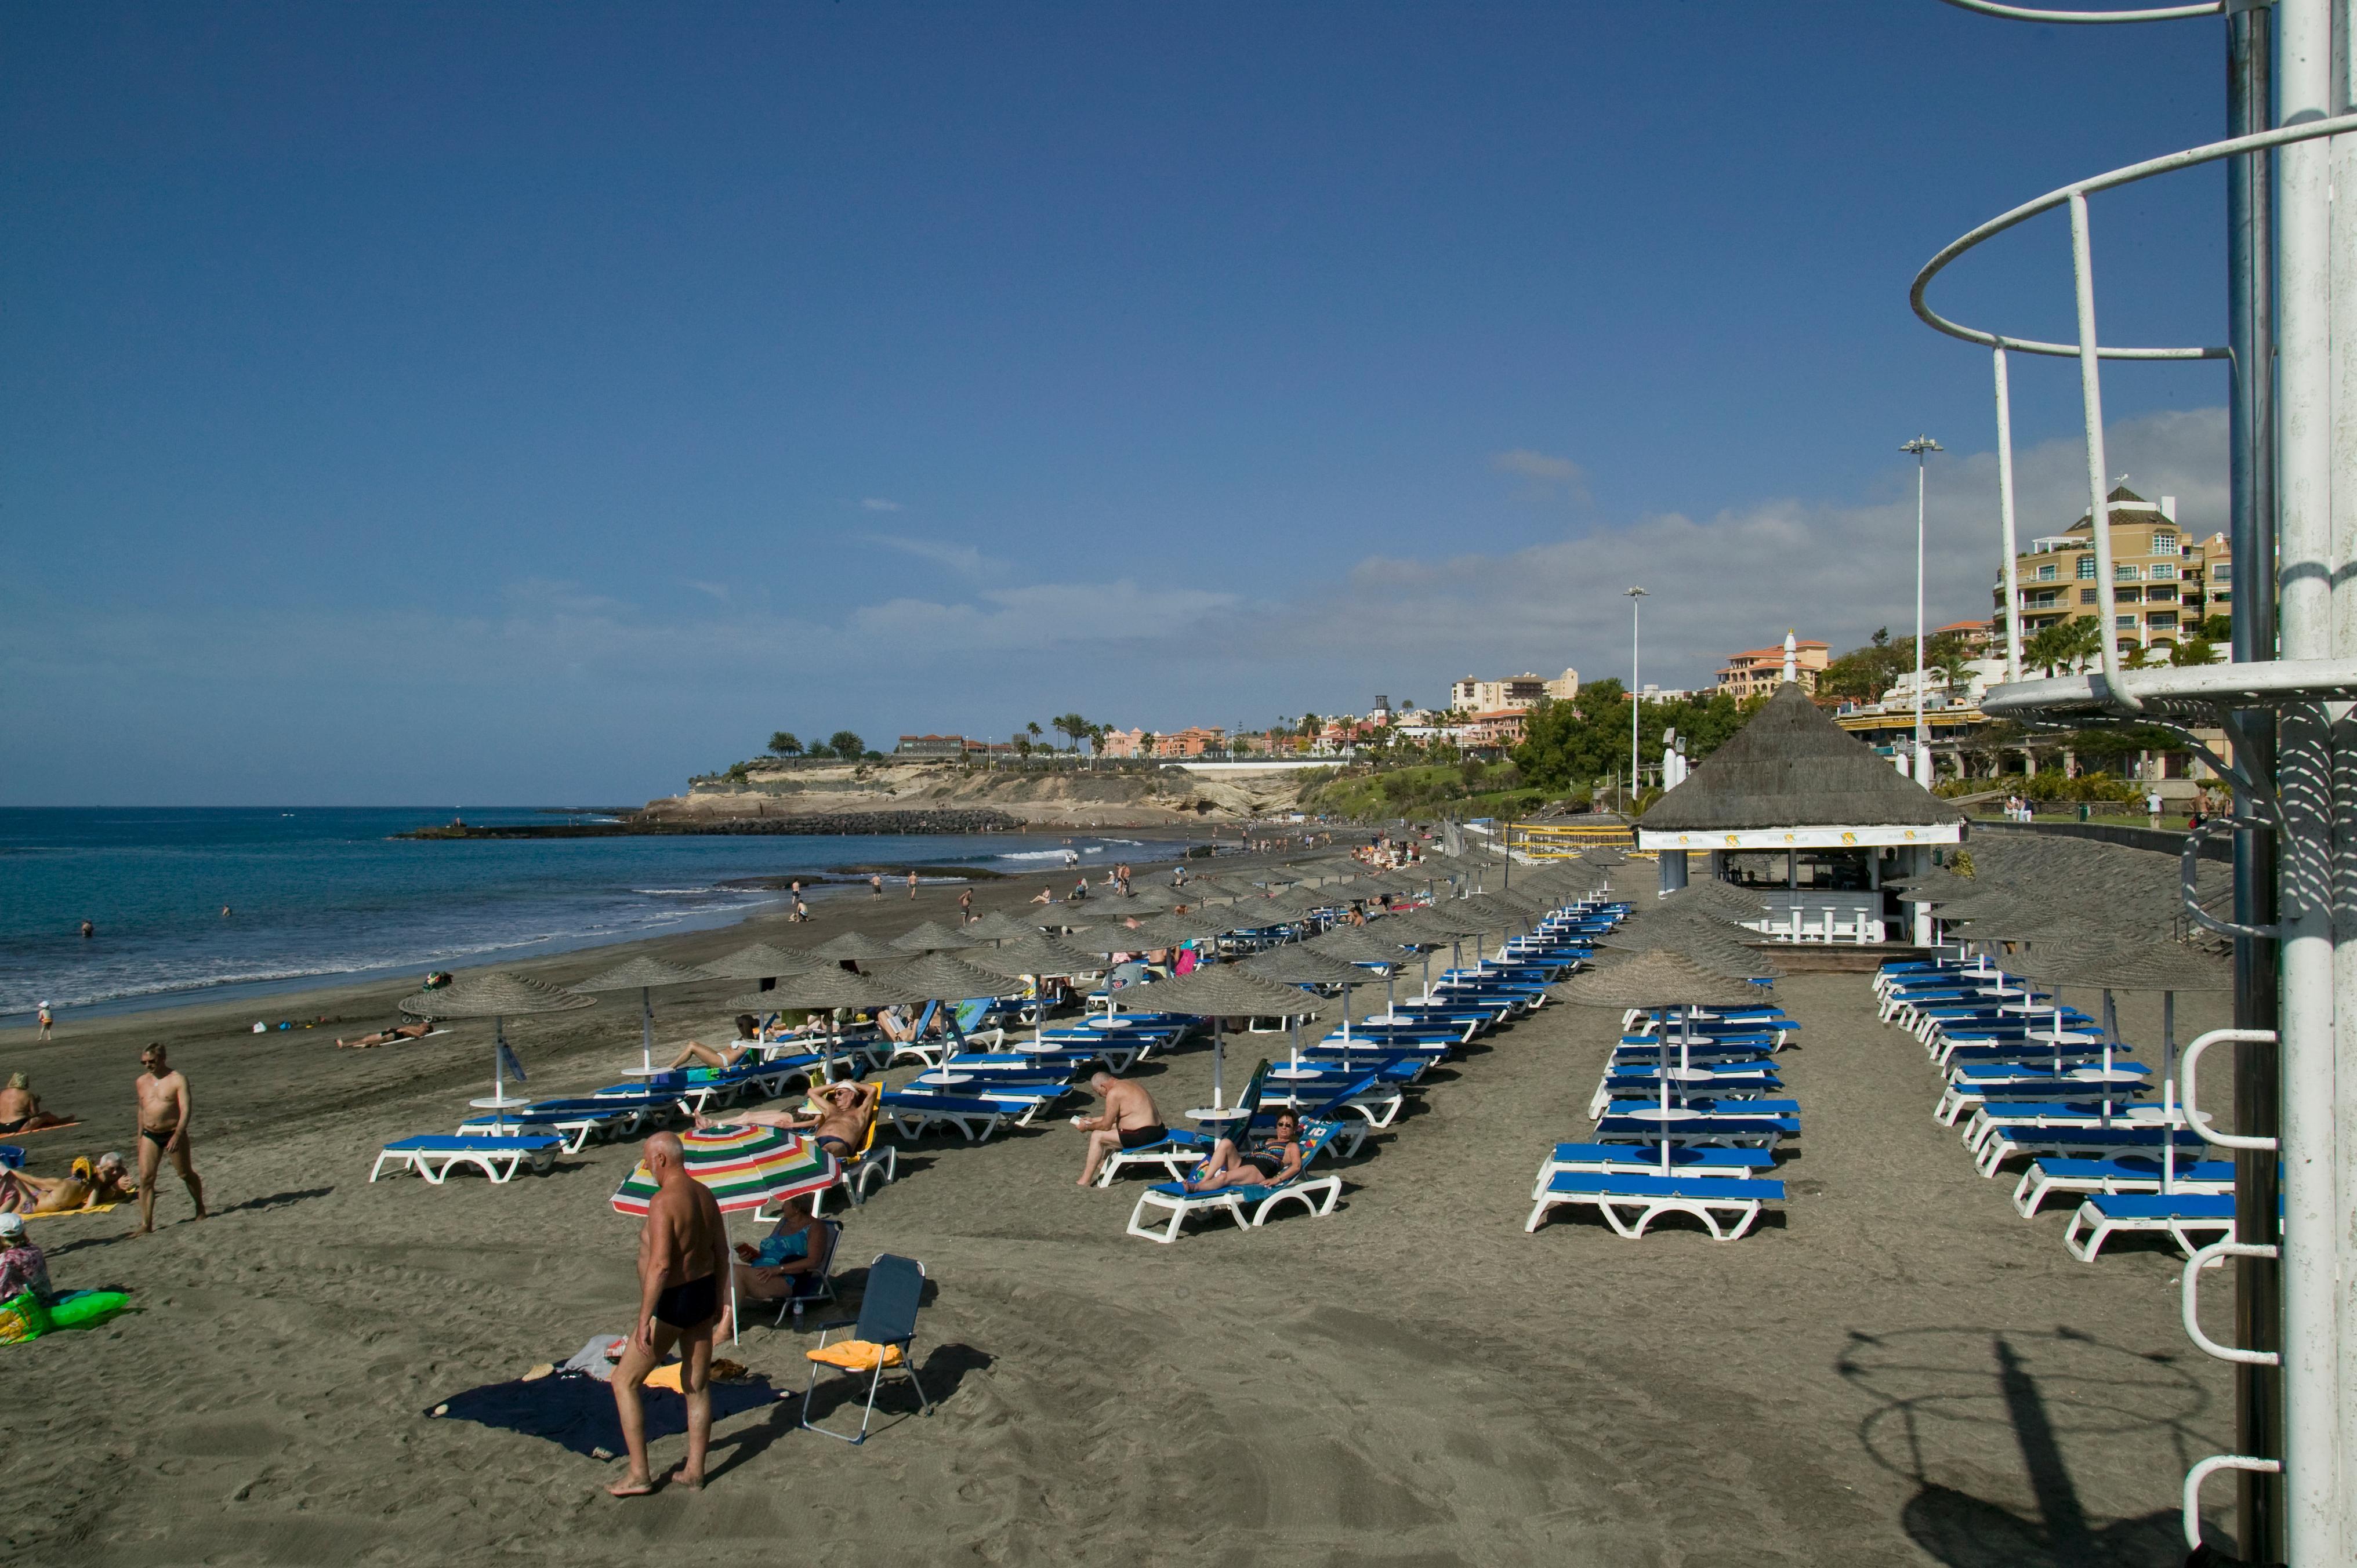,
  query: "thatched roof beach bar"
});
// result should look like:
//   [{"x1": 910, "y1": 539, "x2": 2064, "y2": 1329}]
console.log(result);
[{"x1": 1636, "y1": 683, "x2": 1963, "y2": 943}]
